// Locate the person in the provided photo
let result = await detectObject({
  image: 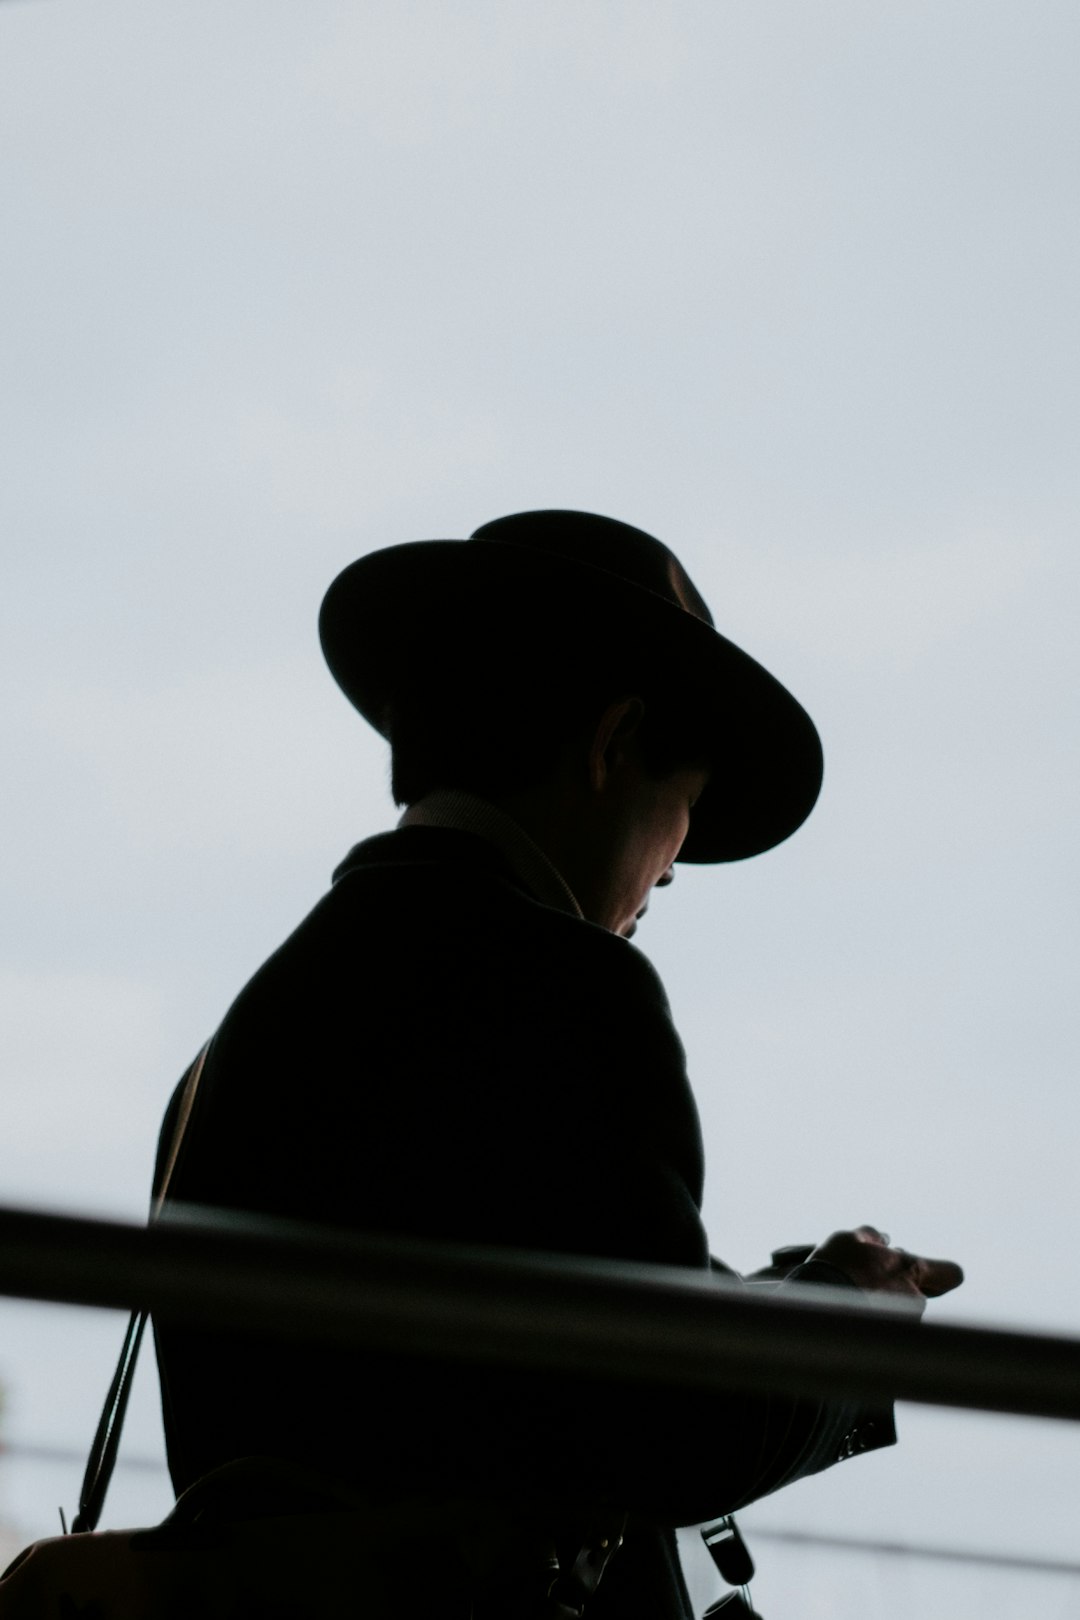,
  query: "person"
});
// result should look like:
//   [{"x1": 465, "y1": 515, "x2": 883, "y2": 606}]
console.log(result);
[{"x1": 152, "y1": 509, "x2": 963, "y2": 1619}]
